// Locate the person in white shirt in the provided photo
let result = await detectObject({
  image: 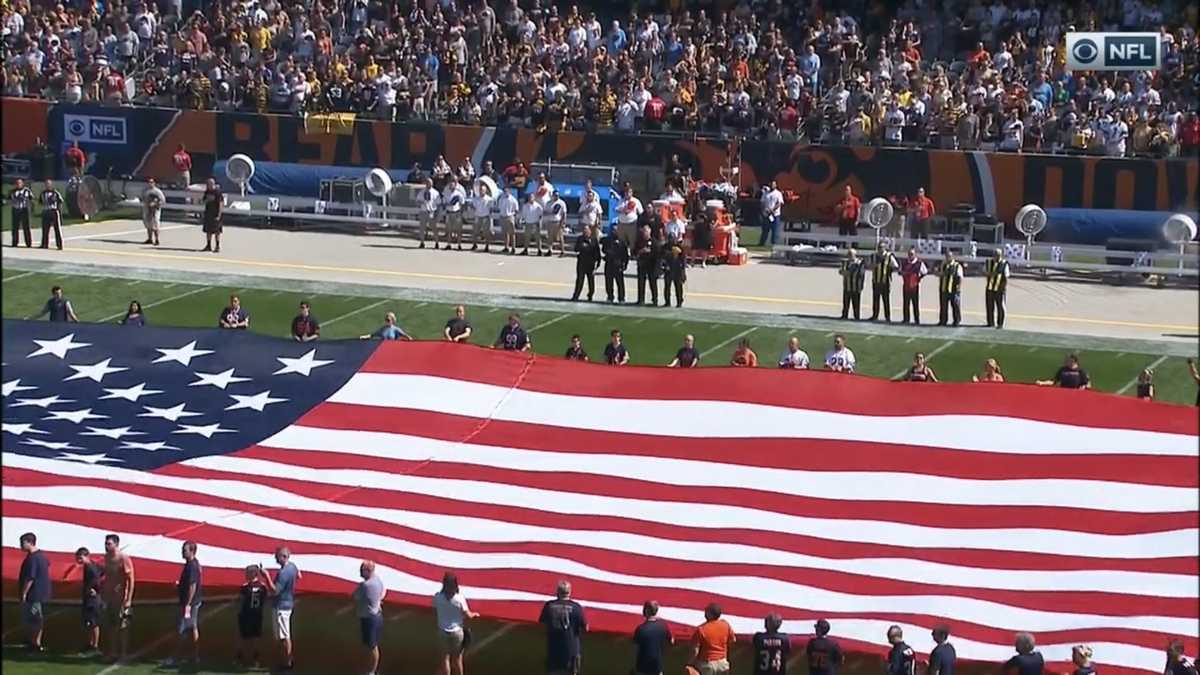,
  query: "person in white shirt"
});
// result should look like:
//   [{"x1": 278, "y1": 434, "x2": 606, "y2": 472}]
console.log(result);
[
  {"x1": 532, "y1": 173, "x2": 555, "y2": 209},
  {"x1": 778, "y1": 337, "x2": 810, "y2": 369},
  {"x1": 494, "y1": 188, "x2": 520, "y2": 254},
  {"x1": 883, "y1": 103, "x2": 906, "y2": 145},
  {"x1": 544, "y1": 190, "x2": 568, "y2": 257},
  {"x1": 578, "y1": 190, "x2": 603, "y2": 234},
  {"x1": 433, "y1": 573, "x2": 478, "y2": 675},
  {"x1": 616, "y1": 97, "x2": 638, "y2": 131},
  {"x1": 456, "y1": 158, "x2": 475, "y2": 183},
  {"x1": 1000, "y1": 109, "x2": 1024, "y2": 152},
  {"x1": 824, "y1": 334, "x2": 857, "y2": 373},
  {"x1": 468, "y1": 181, "x2": 494, "y2": 252},
  {"x1": 443, "y1": 179, "x2": 468, "y2": 250},
  {"x1": 1100, "y1": 114, "x2": 1128, "y2": 156},
  {"x1": 616, "y1": 187, "x2": 644, "y2": 247},
  {"x1": 519, "y1": 194, "x2": 543, "y2": 256},
  {"x1": 418, "y1": 177, "x2": 441, "y2": 249},
  {"x1": 758, "y1": 180, "x2": 785, "y2": 246}
]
